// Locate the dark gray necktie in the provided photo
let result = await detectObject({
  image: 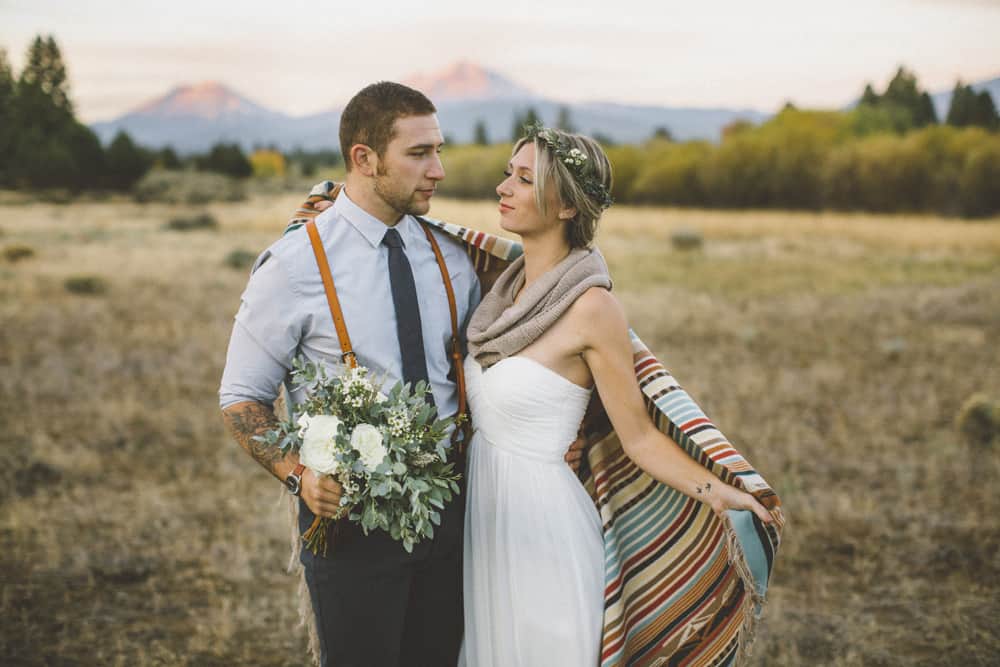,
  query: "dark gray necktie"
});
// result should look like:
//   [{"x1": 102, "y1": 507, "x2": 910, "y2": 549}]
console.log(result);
[{"x1": 382, "y1": 227, "x2": 434, "y2": 407}]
